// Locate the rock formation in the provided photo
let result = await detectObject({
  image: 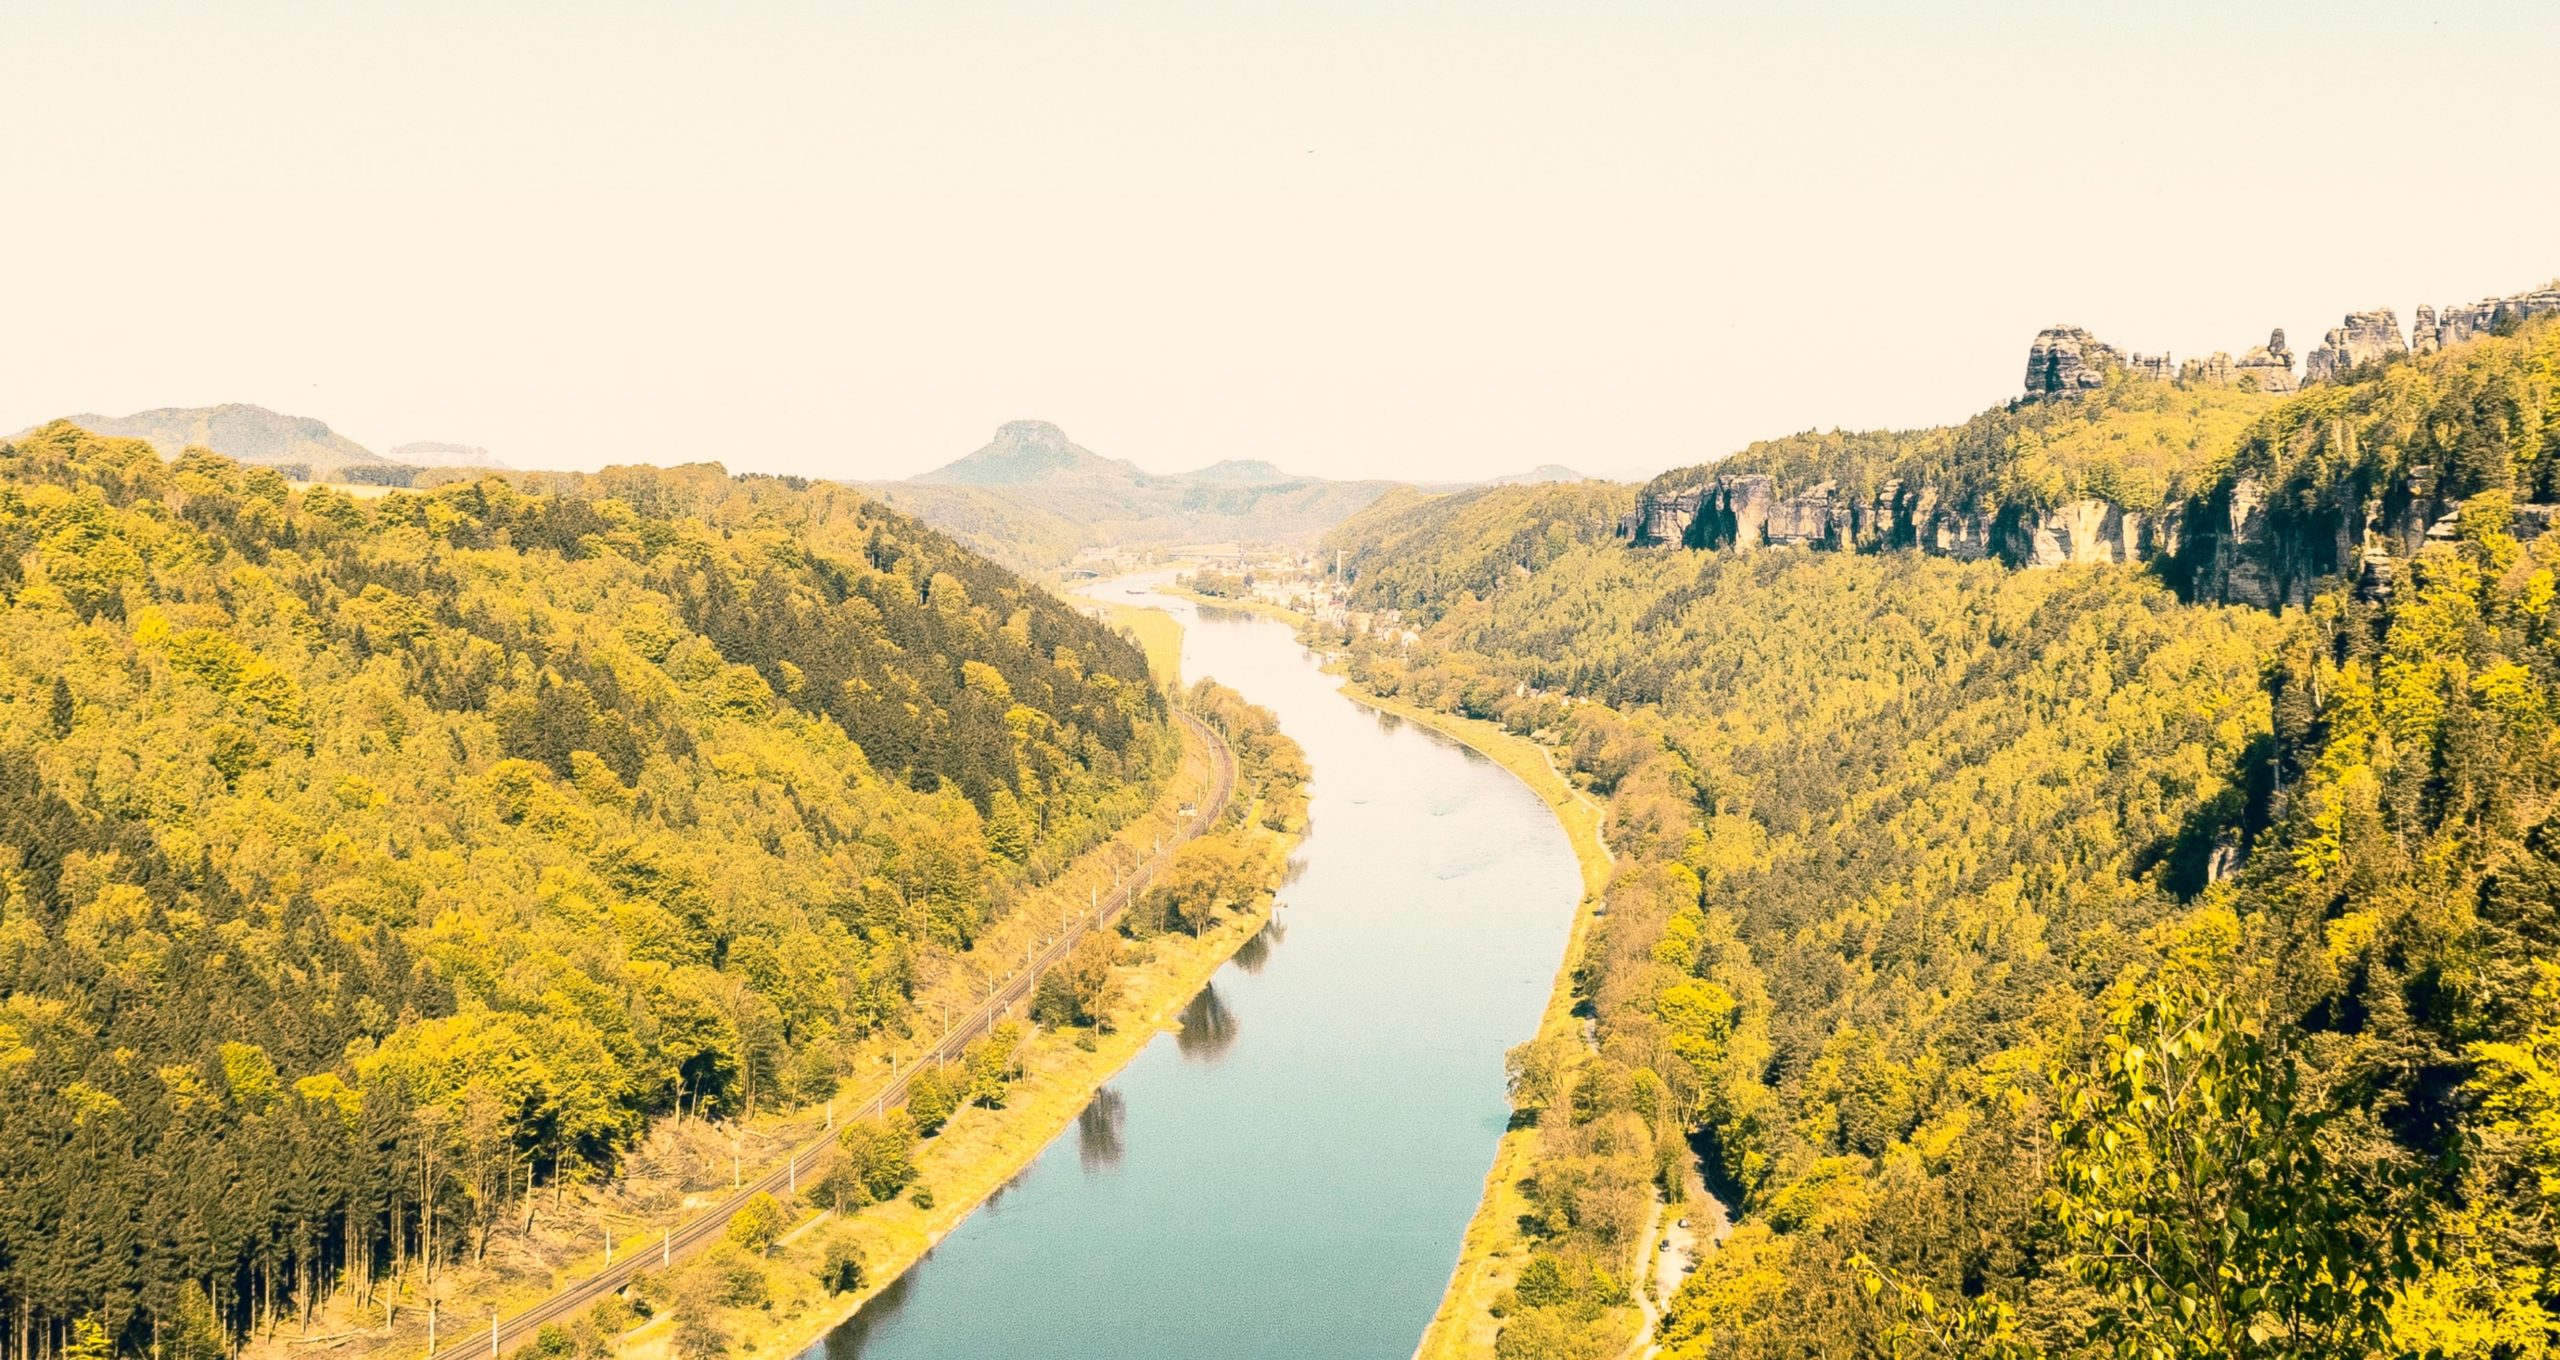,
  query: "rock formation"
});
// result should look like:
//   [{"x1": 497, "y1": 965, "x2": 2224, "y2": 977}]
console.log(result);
[
  {"x1": 2024, "y1": 326, "x2": 2129, "y2": 395},
  {"x1": 2182, "y1": 330, "x2": 2300, "y2": 393},
  {"x1": 1620, "y1": 286, "x2": 2560, "y2": 604},
  {"x1": 2027, "y1": 325, "x2": 2259, "y2": 397},
  {"x1": 2303, "y1": 309, "x2": 2407, "y2": 382},
  {"x1": 2411, "y1": 287, "x2": 2560, "y2": 354}
]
